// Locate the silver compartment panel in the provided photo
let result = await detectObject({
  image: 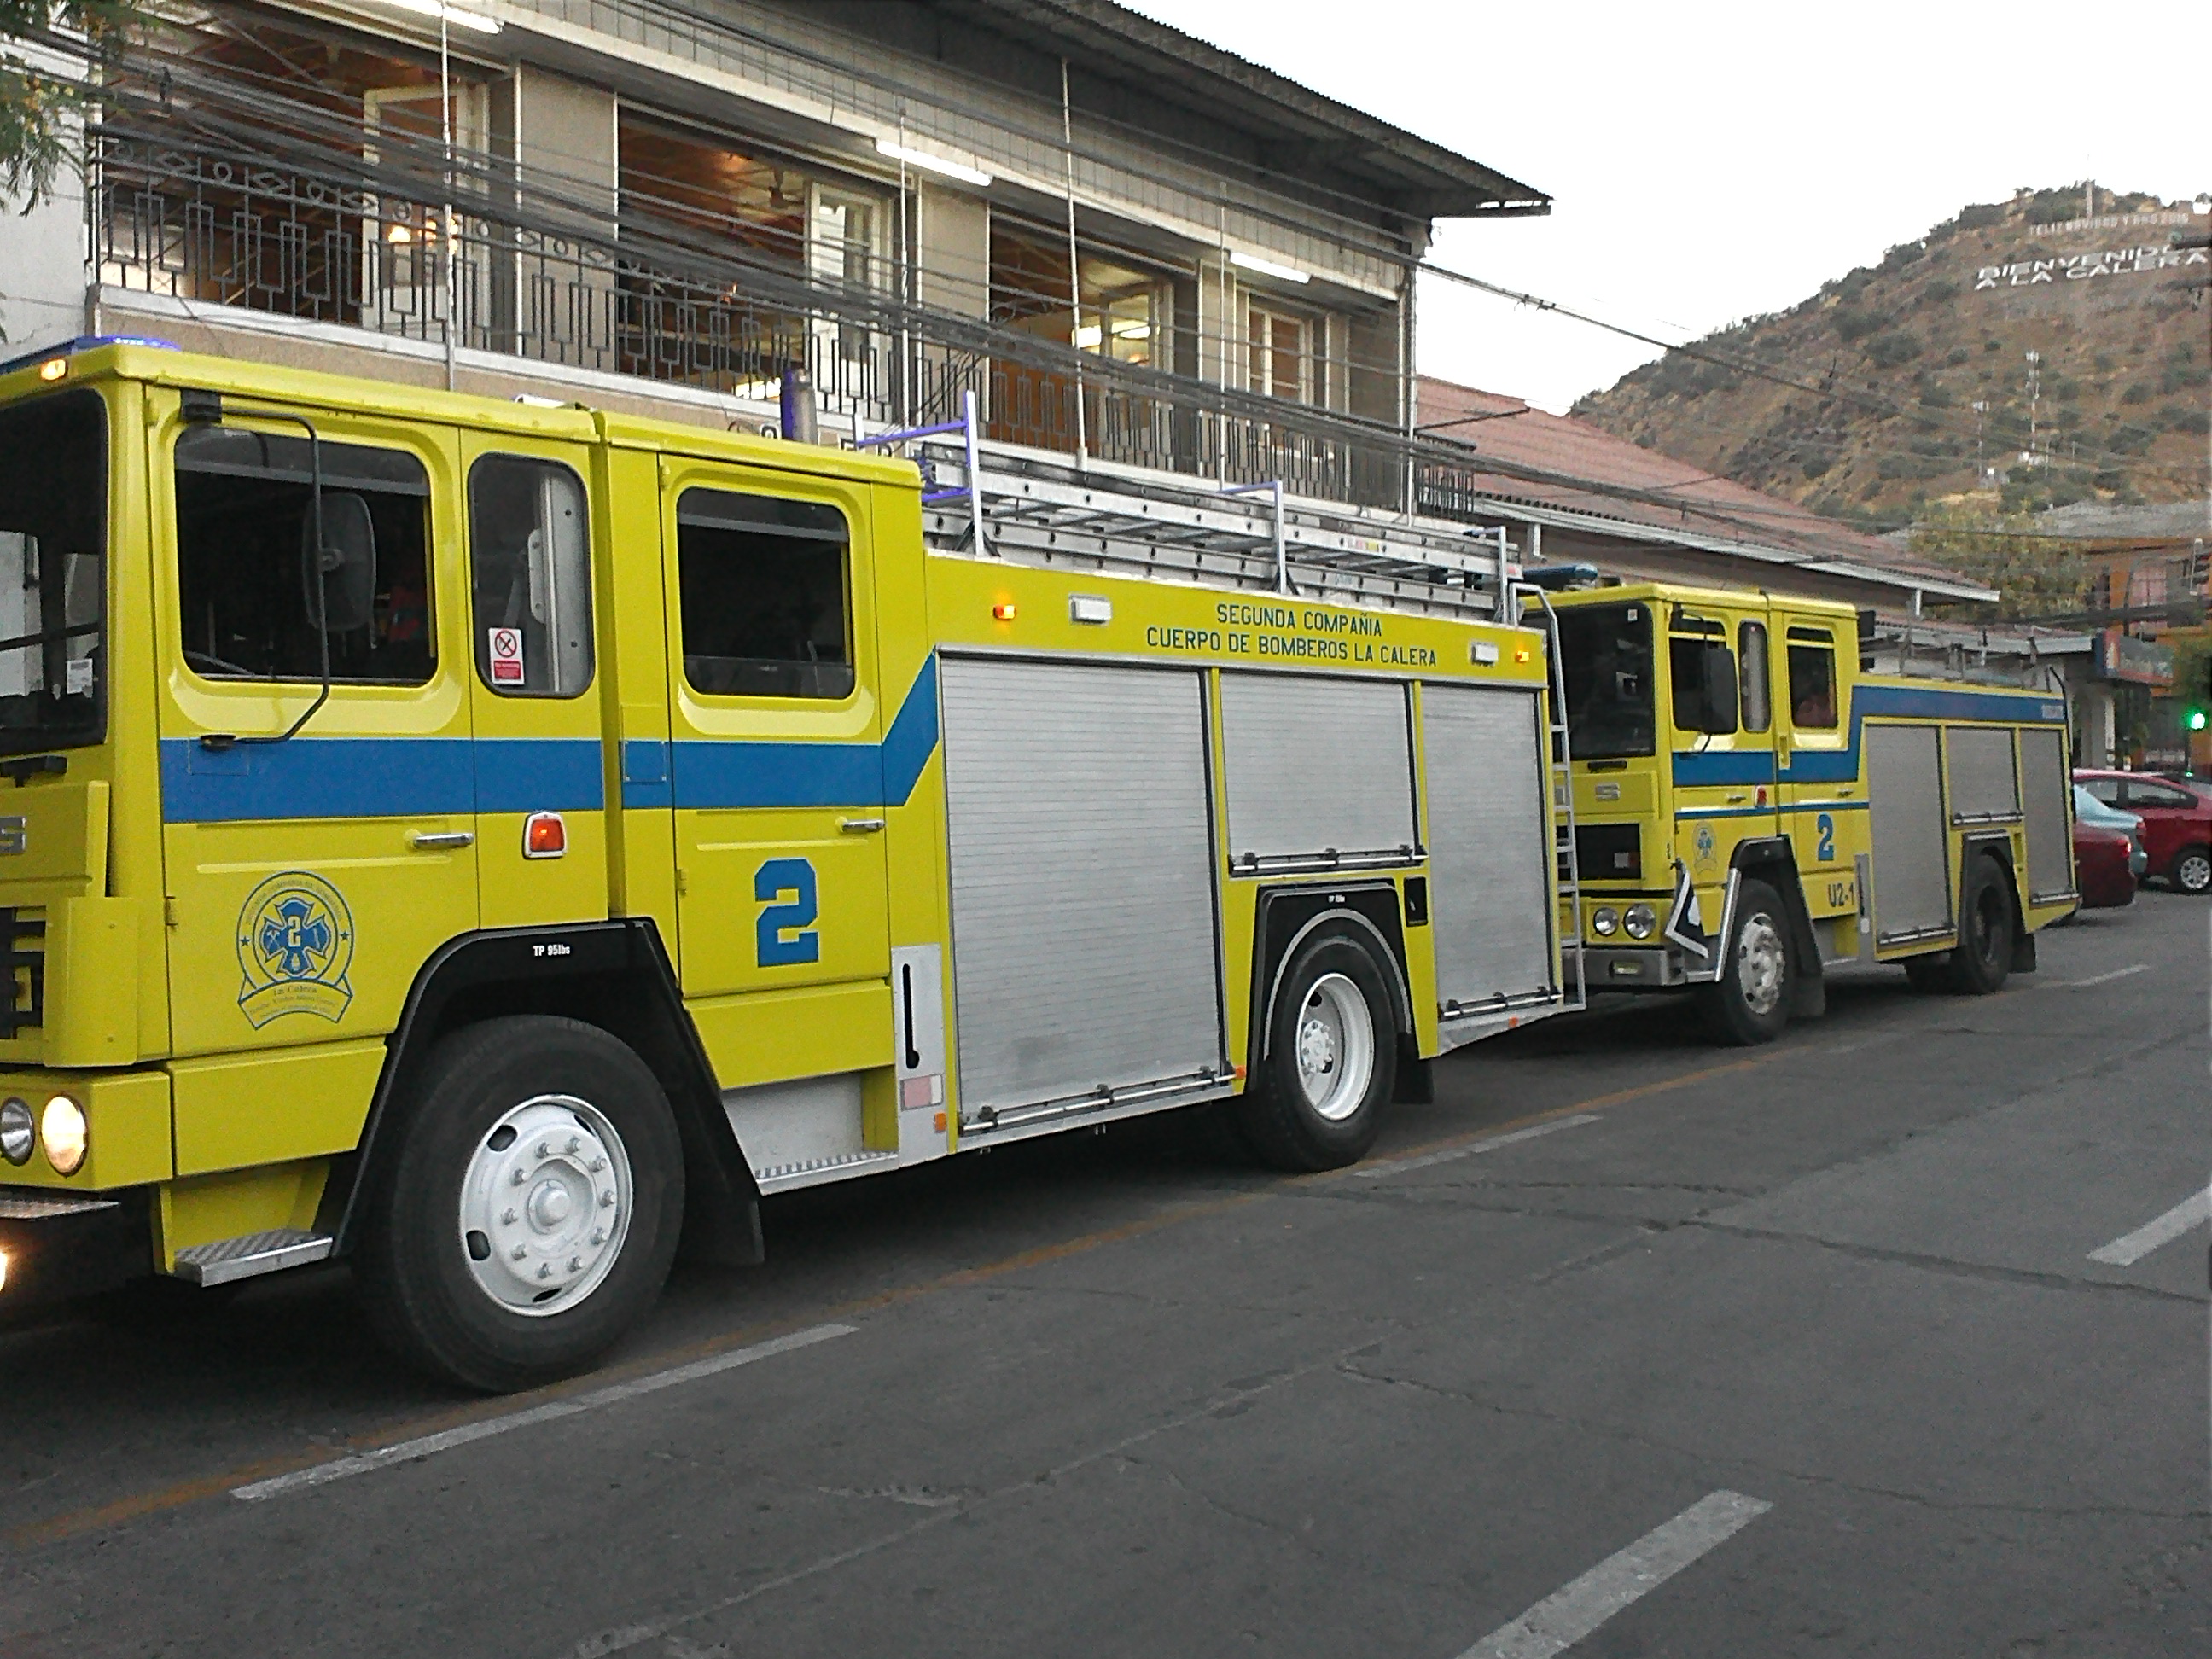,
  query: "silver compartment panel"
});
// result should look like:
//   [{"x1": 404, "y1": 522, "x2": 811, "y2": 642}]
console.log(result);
[
  {"x1": 1422, "y1": 683, "x2": 1556, "y2": 1016},
  {"x1": 2018, "y1": 725, "x2": 2075, "y2": 902},
  {"x1": 1867, "y1": 722, "x2": 1953, "y2": 944},
  {"x1": 1946, "y1": 725, "x2": 2020, "y2": 823},
  {"x1": 1218, "y1": 672, "x2": 1417, "y2": 869},
  {"x1": 940, "y1": 656, "x2": 1224, "y2": 1118}
]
